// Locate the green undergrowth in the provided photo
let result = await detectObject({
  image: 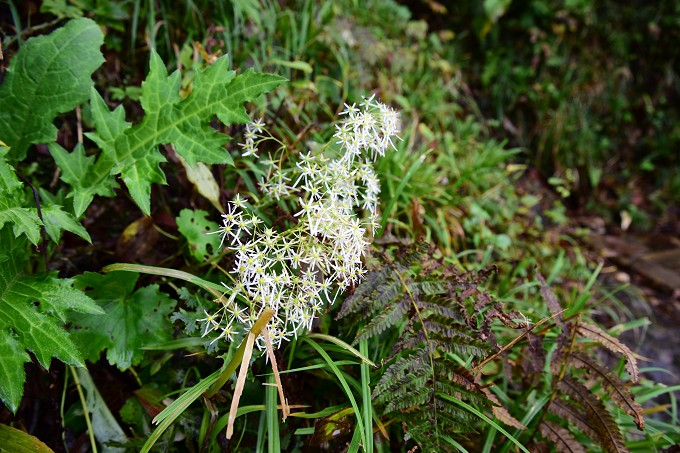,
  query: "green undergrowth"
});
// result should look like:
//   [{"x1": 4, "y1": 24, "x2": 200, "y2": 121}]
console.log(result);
[{"x1": 0, "y1": 1, "x2": 678, "y2": 451}]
